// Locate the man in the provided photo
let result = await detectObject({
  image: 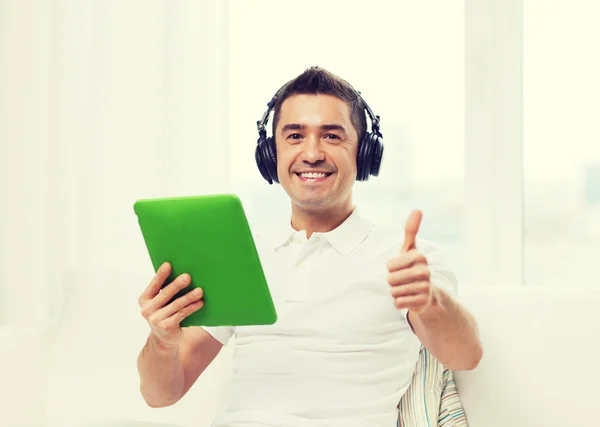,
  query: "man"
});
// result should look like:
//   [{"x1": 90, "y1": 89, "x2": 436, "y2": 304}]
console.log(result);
[{"x1": 137, "y1": 67, "x2": 482, "y2": 427}]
